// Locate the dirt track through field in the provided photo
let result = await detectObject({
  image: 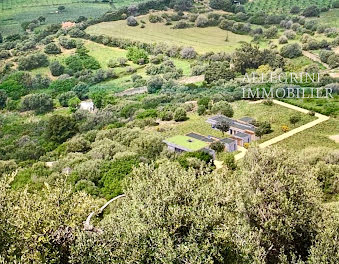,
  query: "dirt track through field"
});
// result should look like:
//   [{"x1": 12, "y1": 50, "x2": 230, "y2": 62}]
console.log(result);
[
  {"x1": 232, "y1": 100, "x2": 330, "y2": 161},
  {"x1": 302, "y1": 50, "x2": 330, "y2": 69}
]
